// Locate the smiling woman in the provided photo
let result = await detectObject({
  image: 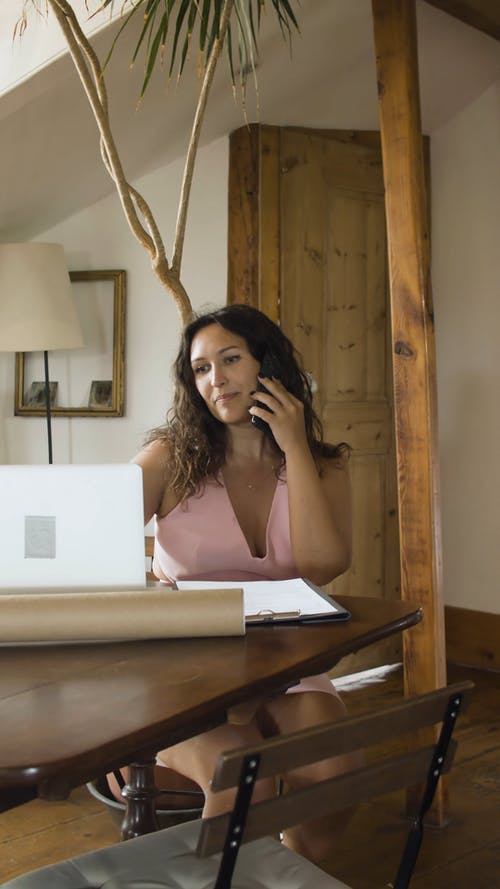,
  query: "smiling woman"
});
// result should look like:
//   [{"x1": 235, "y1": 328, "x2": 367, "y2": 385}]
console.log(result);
[
  {"x1": 145, "y1": 304, "x2": 349, "y2": 501},
  {"x1": 125, "y1": 304, "x2": 355, "y2": 863}
]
